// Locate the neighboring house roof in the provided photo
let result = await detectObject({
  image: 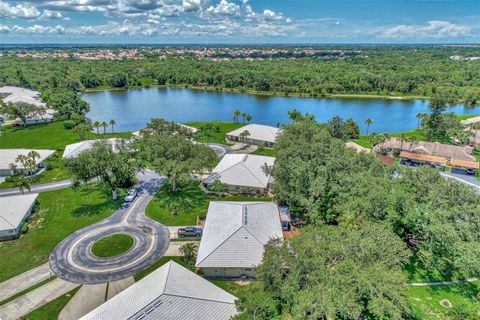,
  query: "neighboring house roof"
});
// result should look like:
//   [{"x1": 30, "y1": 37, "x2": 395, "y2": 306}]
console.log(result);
[
  {"x1": 375, "y1": 154, "x2": 395, "y2": 166},
  {"x1": 400, "y1": 151, "x2": 448, "y2": 165},
  {"x1": 80, "y1": 261, "x2": 238, "y2": 320},
  {"x1": 450, "y1": 159, "x2": 480, "y2": 169},
  {"x1": 62, "y1": 138, "x2": 126, "y2": 158},
  {"x1": 227, "y1": 124, "x2": 282, "y2": 144},
  {"x1": 375, "y1": 138, "x2": 475, "y2": 162},
  {"x1": 179, "y1": 123, "x2": 199, "y2": 134},
  {"x1": 0, "y1": 86, "x2": 45, "y2": 108},
  {"x1": 0, "y1": 149, "x2": 55, "y2": 170},
  {"x1": 345, "y1": 141, "x2": 371, "y2": 153},
  {"x1": 196, "y1": 201, "x2": 283, "y2": 268},
  {"x1": 460, "y1": 116, "x2": 480, "y2": 126},
  {"x1": 204, "y1": 154, "x2": 275, "y2": 189},
  {"x1": 0, "y1": 193, "x2": 38, "y2": 232}
]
